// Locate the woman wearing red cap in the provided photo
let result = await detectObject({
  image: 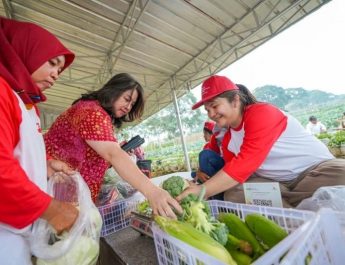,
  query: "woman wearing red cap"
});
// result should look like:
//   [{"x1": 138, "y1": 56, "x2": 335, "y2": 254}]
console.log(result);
[
  {"x1": 178, "y1": 75, "x2": 345, "y2": 207},
  {"x1": 0, "y1": 17, "x2": 78, "y2": 264}
]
